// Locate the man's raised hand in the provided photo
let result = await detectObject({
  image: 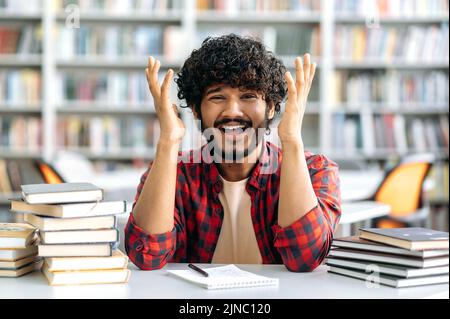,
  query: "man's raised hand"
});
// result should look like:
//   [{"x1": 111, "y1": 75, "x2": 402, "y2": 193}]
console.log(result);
[
  {"x1": 277, "y1": 53, "x2": 316, "y2": 146},
  {"x1": 146, "y1": 56, "x2": 186, "y2": 145}
]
